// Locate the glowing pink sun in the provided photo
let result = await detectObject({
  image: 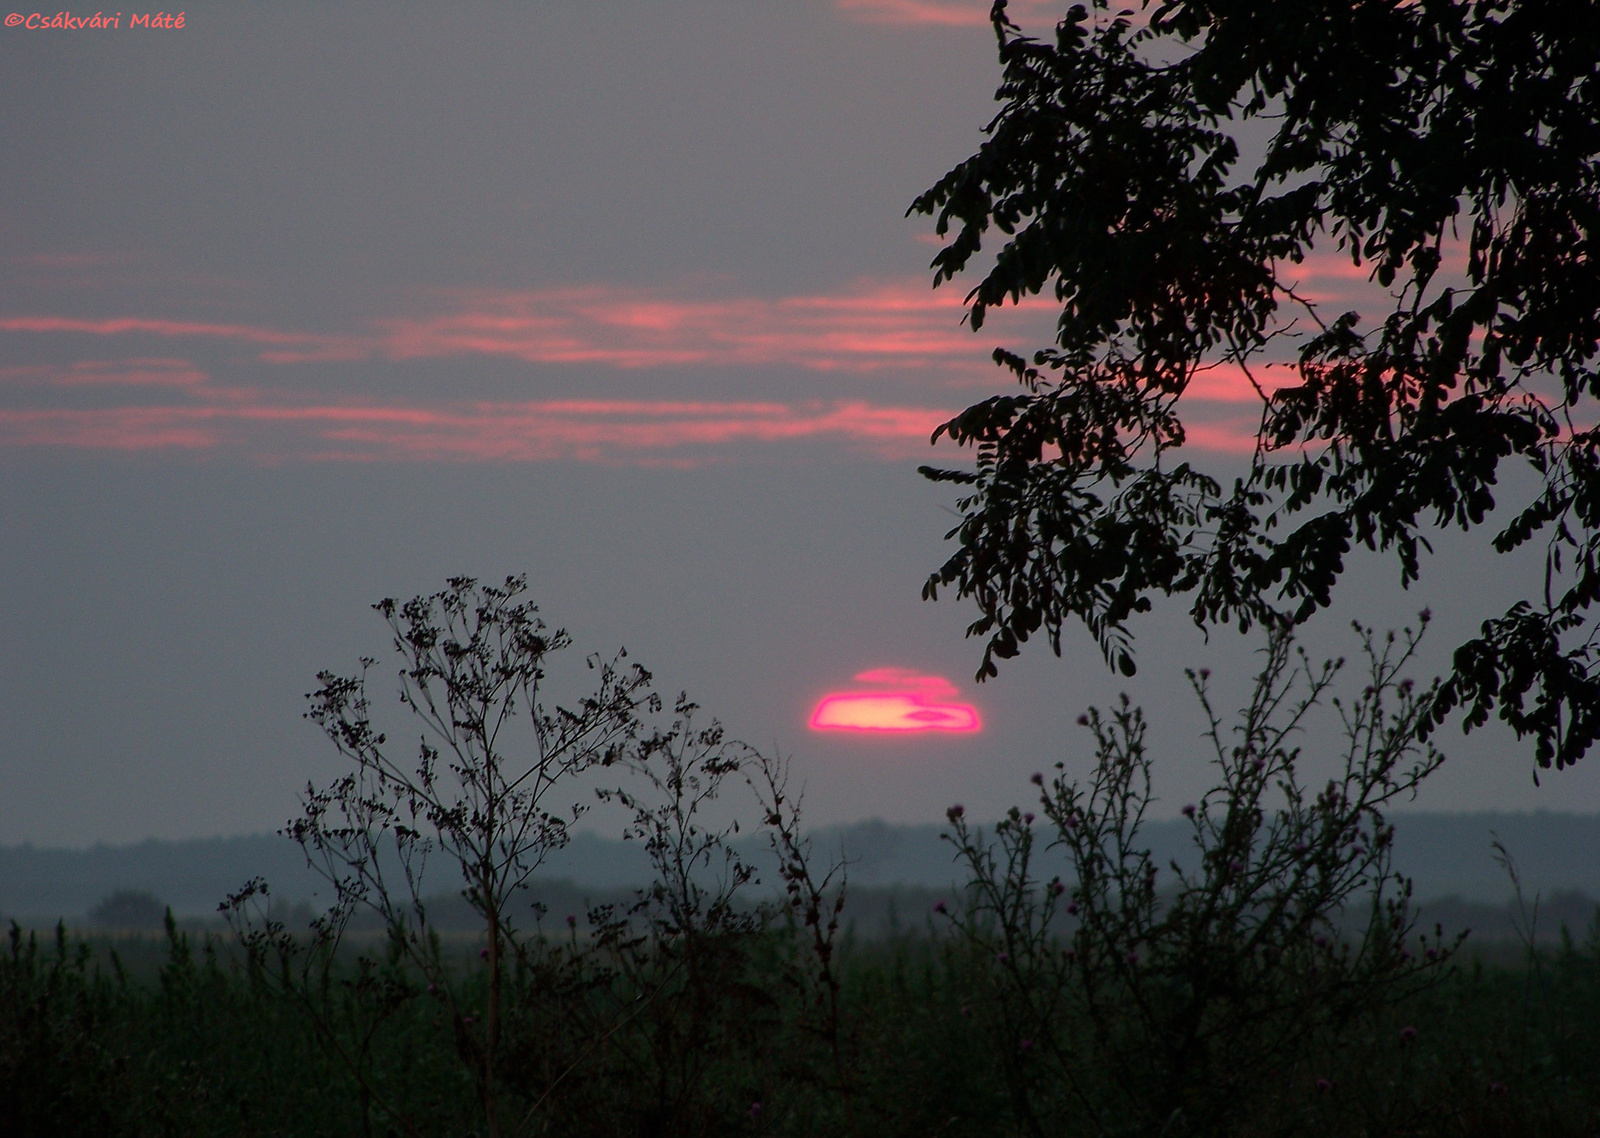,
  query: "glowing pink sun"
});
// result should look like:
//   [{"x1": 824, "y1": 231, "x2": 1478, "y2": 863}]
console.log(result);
[{"x1": 808, "y1": 668, "x2": 981, "y2": 734}]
